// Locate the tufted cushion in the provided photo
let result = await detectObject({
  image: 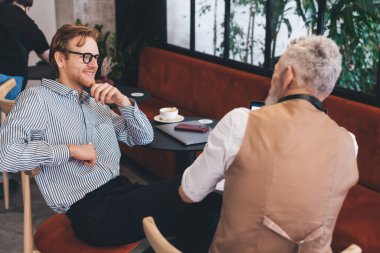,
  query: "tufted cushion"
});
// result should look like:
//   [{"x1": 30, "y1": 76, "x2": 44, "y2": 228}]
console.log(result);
[{"x1": 34, "y1": 214, "x2": 139, "y2": 253}]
